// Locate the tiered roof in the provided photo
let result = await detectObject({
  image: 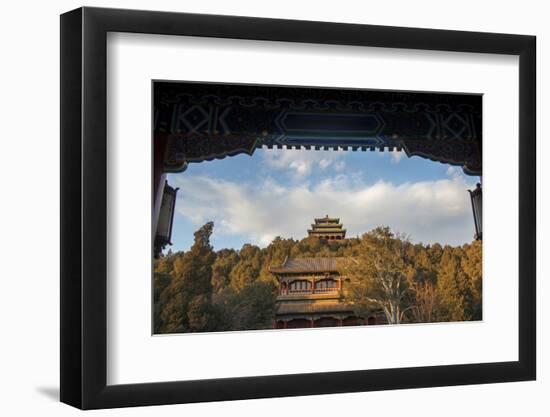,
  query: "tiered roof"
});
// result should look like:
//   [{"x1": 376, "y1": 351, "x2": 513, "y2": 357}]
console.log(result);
[
  {"x1": 308, "y1": 215, "x2": 346, "y2": 239},
  {"x1": 314, "y1": 216, "x2": 340, "y2": 223}
]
